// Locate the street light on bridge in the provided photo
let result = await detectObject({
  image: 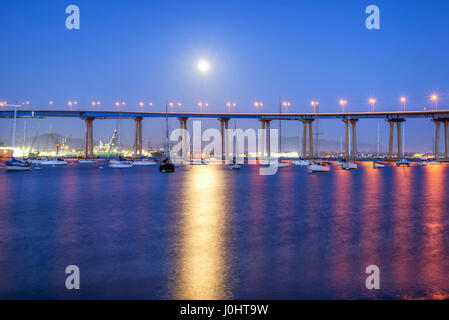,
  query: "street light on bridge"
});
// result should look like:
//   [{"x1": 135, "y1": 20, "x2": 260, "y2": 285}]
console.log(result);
[
  {"x1": 369, "y1": 98, "x2": 376, "y2": 112},
  {"x1": 254, "y1": 101, "x2": 263, "y2": 113},
  {"x1": 431, "y1": 94, "x2": 438, "y2": 110},
  {"x1": 198, "y1": 102, "x2": 208, "y2": 112},
  {"x1": 400, "y1": 96, "x2": 406, "y2": 111},
  {"x1": 226, "y1": 102, "x2": 236, "y2": 113},
  {"x1": 282, "y1": 101, "x2": 291, "y2": 113},
  {"x1": 310, "y1": 100, "x2": 319, "y2": 113},
  {"x1": 339, "y1": 99, "x2": 347, "y2": 113}
]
